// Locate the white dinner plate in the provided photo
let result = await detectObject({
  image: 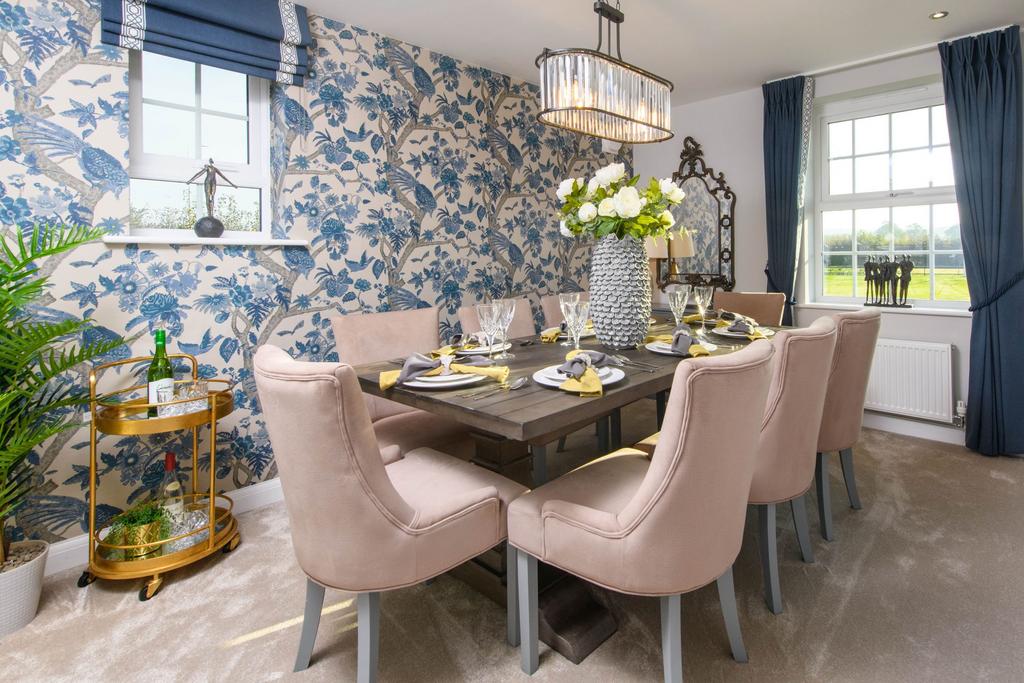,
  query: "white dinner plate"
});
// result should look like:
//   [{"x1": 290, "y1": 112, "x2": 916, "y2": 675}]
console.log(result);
[
  {"x1": 645, "y1": 341, "x2": 718, "y2": 356},
  {"x1": 454, "y1": 342, "x2": 511, "y2": 355},
  {"x1": 711, "y1": 326, "x2": 776, "y2": 339},
  {"x1": 532, "y1": 365, "x2": 626, "y2": 390},
  {"x1": 402, "y1": 373, "x2": 487, "y2": 389},
  {"x1": 540, "y1": 364, "x2": 615, "y2": 381}
]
